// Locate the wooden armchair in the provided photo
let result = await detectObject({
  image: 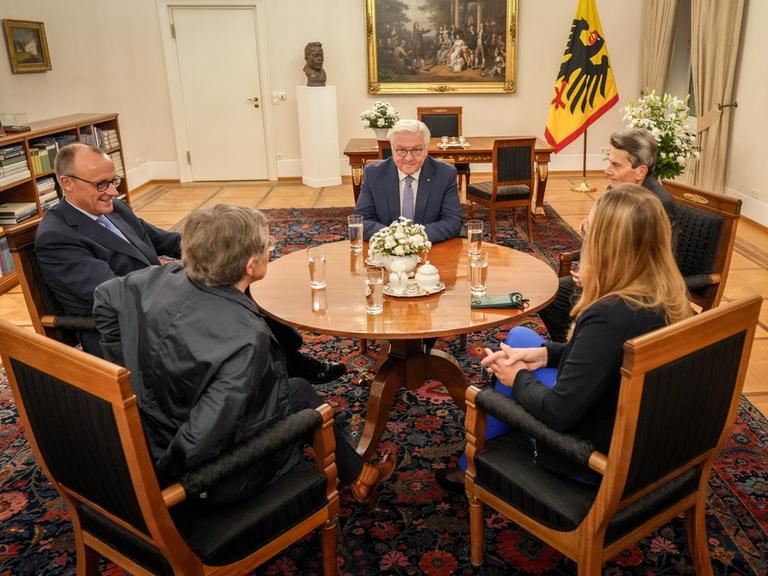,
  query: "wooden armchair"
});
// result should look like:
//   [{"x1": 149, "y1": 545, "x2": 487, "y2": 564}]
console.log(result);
[
  {"x1": 5, "y1": 217, "x2": 96, "y2": 344},
  {"x1": 557, "y1": 181, "x2": 741, "y2": 311},
  {"x1": 417, "y1": 106, "x2": 470, "y2": 190},
  {"x1": 0, "y1": 319, "x2": 340, "y2": 575},
  {"x1": 466, "y1": 138, "x2": 536, "y2": 243},
  {"x1": 464, "y1": 295, "x2": 761, "y2": 575}
]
